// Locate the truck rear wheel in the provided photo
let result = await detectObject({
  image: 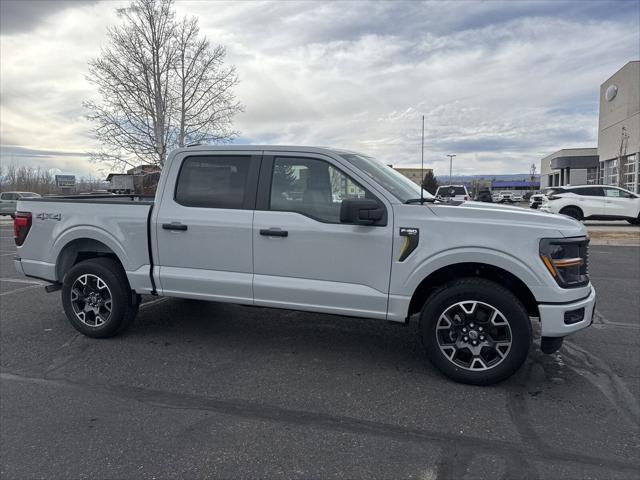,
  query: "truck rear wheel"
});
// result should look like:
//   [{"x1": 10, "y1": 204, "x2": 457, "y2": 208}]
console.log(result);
[
  {"x1": 62, "y1": 258, "x2": 139, "y2": 338},
  {"x1": 420, "y1": 278, "x2": 532, "y2": 385}
]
